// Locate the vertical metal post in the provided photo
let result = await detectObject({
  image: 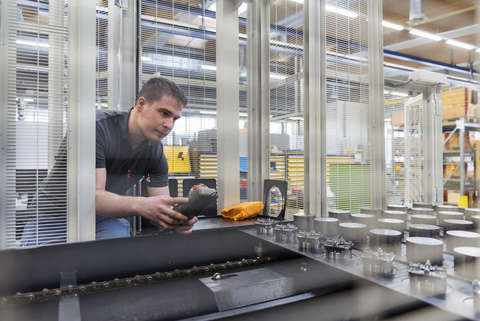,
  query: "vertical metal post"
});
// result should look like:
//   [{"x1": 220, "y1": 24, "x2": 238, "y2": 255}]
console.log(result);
[
  {"x1": 247, "y1": 0, "x2": 271, "y2": 201},
  {"x1": 48, "y1": 1, "x2": 64, "y2": 171},
  {"x1": 404, "y1": 101, "x2": 411, "y2": 207},
  {"x1": 424, "y1": 85, "x2": 444, "y2": 204},
  {"x1": 108, "y1": 0, "x2": 122, "y2": 110},
  {"x1": 108, "y1": 0, "x2": 136, "y2": 111},
  {"x1": 0, "y1": 0, "x2": 15, "y2": 249},
  {"x1": 459, "y1": 118, "x2": 466, "y2": 196},
  {"x1": 136, "y1": 180, "x2": 143, "y2": 233},
  {"x1": 216, "y1": 0, "x2": 241, "y2": 211},
  {"x1": 368, "y1": 0, "x2": 386, "y2": 210},
  {"x1": 121, "y1": 0, "x2": 137, "y2": 108},
  {"x1": 304, "y1": 0, "x2": 326, "y2": 216},
  {"x1": 68, "y1": 0, "x2": 96, "y2": 242}
]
